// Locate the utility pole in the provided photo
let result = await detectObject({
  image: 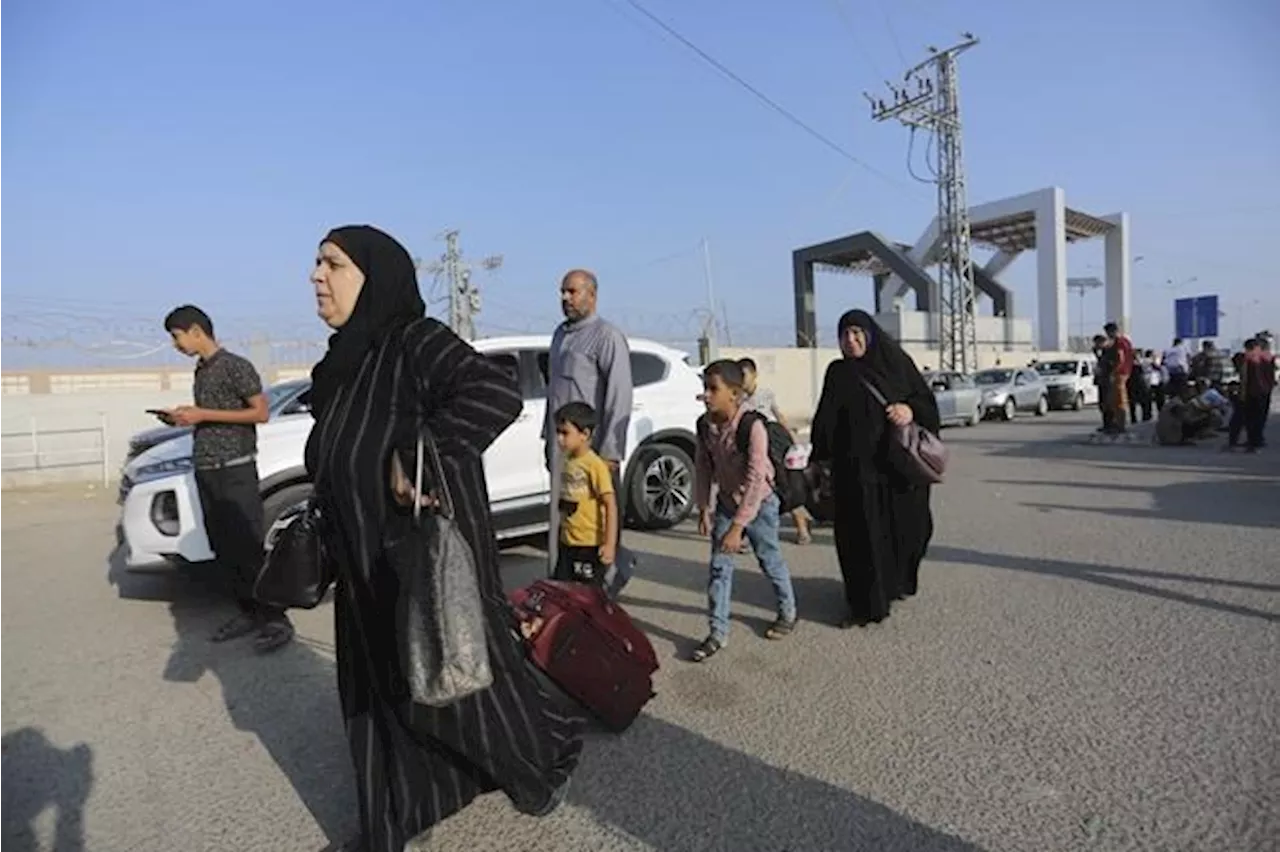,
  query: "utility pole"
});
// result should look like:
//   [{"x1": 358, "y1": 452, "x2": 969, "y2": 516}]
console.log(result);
[
  {"x1": 421, "y1": 229, "x2": 503, "y2": 341},
  {"x1": 865, "y1": 34, "x2": 980, "y2": 373},
  {"x1": 1066, "y1": 277, "x2": 1104, "y2": 350},
  {"x1": 701, "y1": 237, "x2": 719, "y2": 361}
]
